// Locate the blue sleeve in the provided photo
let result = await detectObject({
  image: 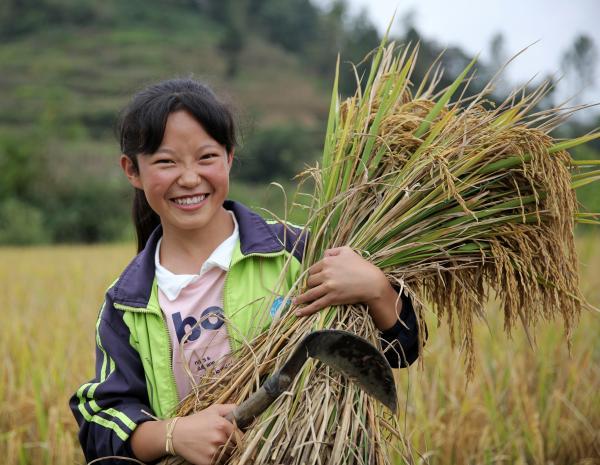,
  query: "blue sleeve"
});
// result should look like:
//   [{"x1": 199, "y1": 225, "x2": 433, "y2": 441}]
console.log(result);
[
  {"x1": 69, "y1": 300, "x2": 154, "y2": 463},
  {"x1": 276, "y1": 225, "x2": 424, "y2": 369},
  {"x1": 379, "y1": 292, "x2": 425, "y2": 368}
]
